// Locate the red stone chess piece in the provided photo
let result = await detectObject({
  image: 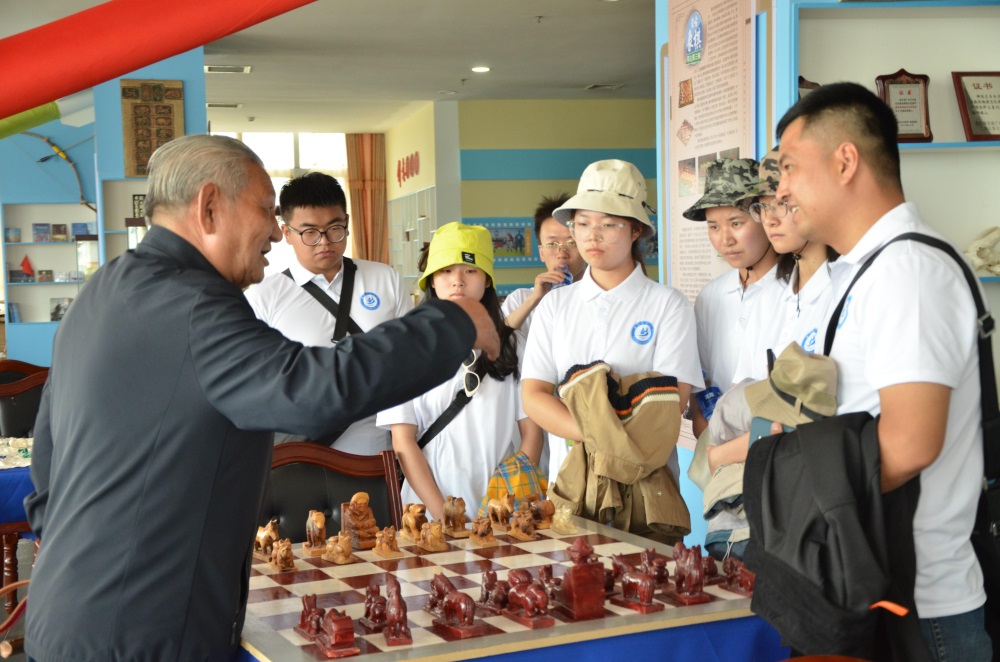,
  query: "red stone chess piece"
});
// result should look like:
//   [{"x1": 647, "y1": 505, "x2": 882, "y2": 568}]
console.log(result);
[
  {"x1": 722, "y1": 557, "x2": 756, "y2": 597},
  {"x1": 430, "y1": 573, "x2": 487, "y2": 638},
  {"x1": 554, "y1": 539, "x2": 605, "y2": 621},
  {"x1": 640, "y1": 547, "x2": 669, "y2": 587},
  {"x1": 476, "y1": 569, "x2": 510, "y2": 614},
  {"x1": 314, "y1": 607, "x2": 360, "y2": 658},
  {"x1": 294, "y1": 594, "x2": 325, "y2": 641},
  {"x1": 383, "y1": 575, "x2": 412, "y2": 646},
  {"x1": 503, "y1": 569, "x2": 554, "y2": 629},
  {"x1": 664, "y1": 542, "x2": 712, "y2": 605},
  {"x1": 609, "y1": 554, "x2": 663, "y2": 614},
  {"x1": 359, "y1": 580, "x2": 387, "y2": 631}
]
